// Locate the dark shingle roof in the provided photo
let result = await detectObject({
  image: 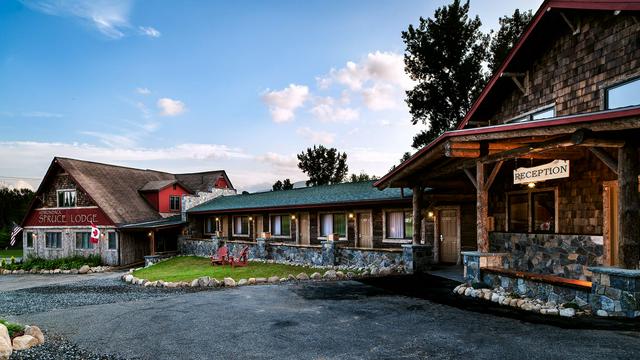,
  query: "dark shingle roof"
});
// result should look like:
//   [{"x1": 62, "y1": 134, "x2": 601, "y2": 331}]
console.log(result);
[
  {"x1": 187, "y1": 181, "x2": 411, "y2": 213},
  {"x1": 176, "y1": 171, "x2": 234, "y2": 192},
  {"x1": 139, "y1": 180, "x2": 179, "y2": 192}
]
